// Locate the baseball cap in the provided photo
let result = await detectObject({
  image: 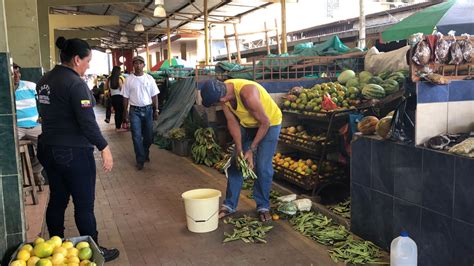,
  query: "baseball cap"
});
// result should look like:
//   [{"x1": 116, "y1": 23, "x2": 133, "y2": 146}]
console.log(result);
[
  {"x1": 201, "y1": 79, "x2": 227, "y2": 107},
  {"x1": 132, "y1": 55, "x2": 145, "y2": 64}
]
